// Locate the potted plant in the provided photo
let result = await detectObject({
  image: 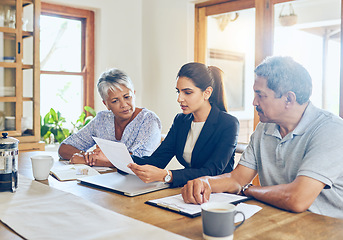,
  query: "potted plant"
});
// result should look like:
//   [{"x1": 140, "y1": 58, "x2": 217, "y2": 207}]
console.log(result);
[
  {"x1": 41, "y1": 106, "x2": 96, "y2": 144},
  {"x1": 41, "y1": 108, "x2": 70, "y2": 144}
]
